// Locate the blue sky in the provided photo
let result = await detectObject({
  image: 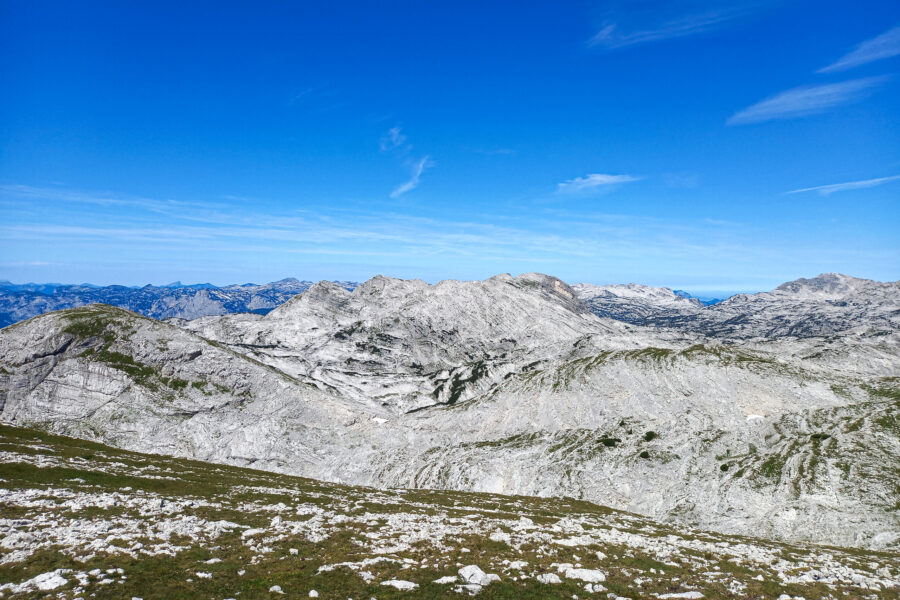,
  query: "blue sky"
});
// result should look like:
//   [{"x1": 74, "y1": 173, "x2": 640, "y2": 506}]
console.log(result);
[{"x1": 1, "y1": 0, "x2": 898, "y2": 293}]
